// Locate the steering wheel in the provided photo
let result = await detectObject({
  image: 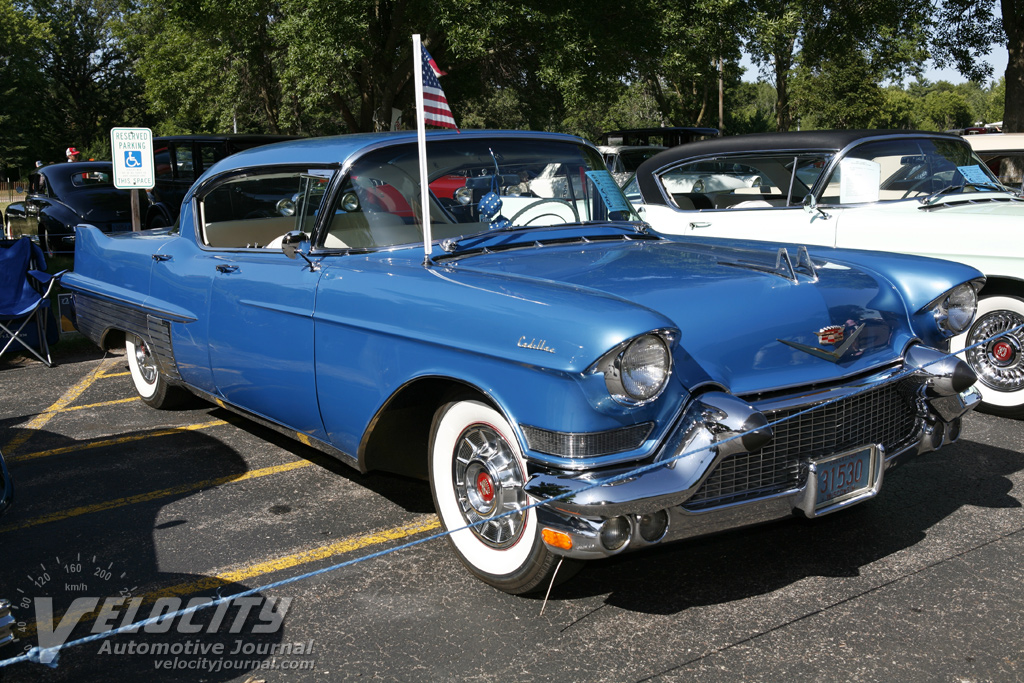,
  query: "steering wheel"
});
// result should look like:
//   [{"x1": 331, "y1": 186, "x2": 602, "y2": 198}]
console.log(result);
[
  {"x1": 509, "y1": 198, "x2": 580, "y2": 225},
  {"x1": 900, "y1": 177, "x2": 933, "y2": 199}
]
